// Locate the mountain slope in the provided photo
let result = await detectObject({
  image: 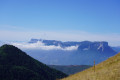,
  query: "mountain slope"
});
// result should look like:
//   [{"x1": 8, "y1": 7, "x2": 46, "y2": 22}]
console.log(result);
[
  {"x1": 0, "y1": 44, "x2": 67, "y2": 80},
  {"x1": 62, "y1": 52, "x2": 120, "y2": 80}
]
